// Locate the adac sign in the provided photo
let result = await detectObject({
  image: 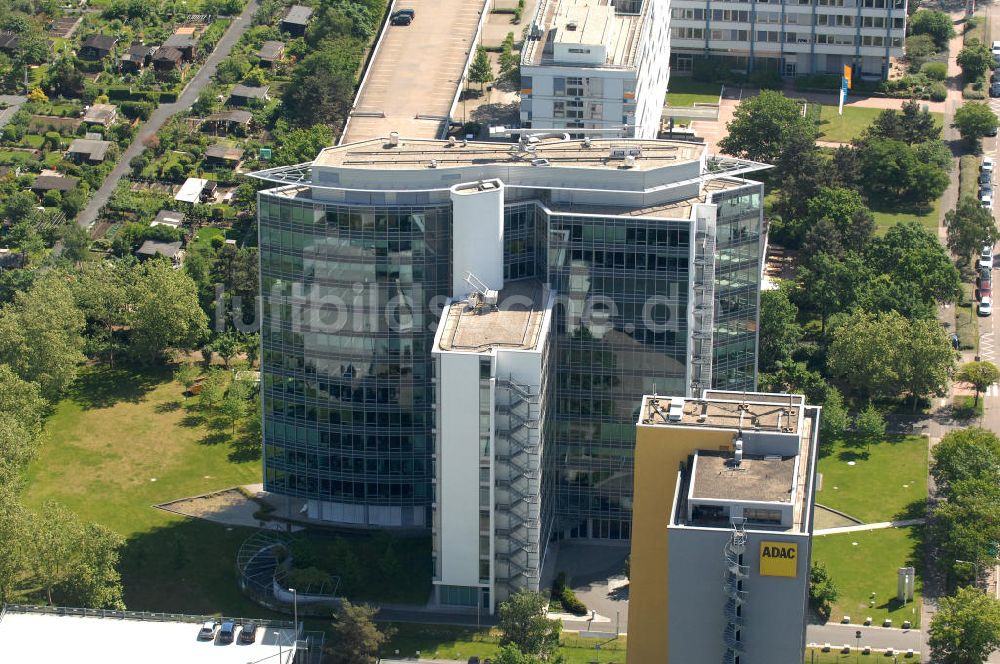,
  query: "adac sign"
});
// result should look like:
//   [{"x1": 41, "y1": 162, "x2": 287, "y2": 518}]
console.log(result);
[{"x1": 759, "y1": 541, "x2": 798, "y2": 577}]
